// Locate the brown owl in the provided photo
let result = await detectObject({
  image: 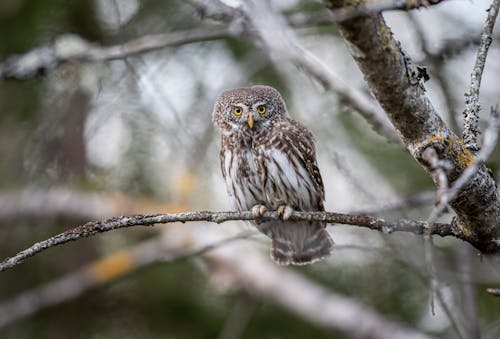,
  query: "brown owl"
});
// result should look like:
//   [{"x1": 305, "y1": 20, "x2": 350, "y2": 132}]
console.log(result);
[{"x1": 212, "y1": 85, "x2": 333, "y2": 265}]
